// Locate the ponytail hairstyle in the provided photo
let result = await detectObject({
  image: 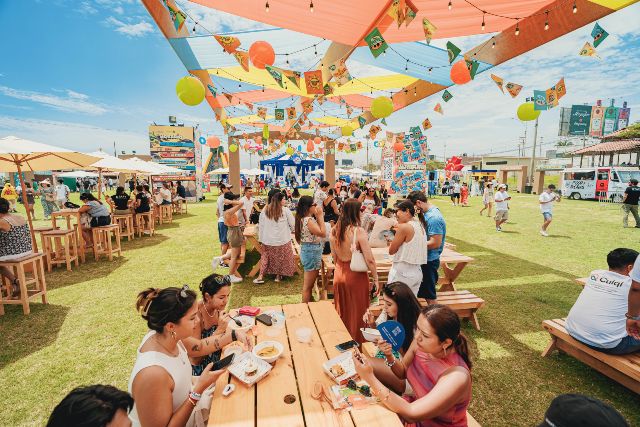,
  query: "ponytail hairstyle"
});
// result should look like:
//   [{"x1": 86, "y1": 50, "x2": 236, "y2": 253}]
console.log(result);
[
  {"x1": 420, "y1": 304, "x2": 472, "y2": 369},
  {"x1": 80, "y1": 192, "x2": 102, "y2": 205},
  {"x1": 135, "y1": 286, "x2": 197, "y2": 333},
  {"x1": 199, "y1": 274, "x2": 231, "y2": 300},
  {"x1": 406, "y1": 191, "x2": 428, "y2": 233},
  {"x1": 295, "y1": 195, "x2": 314, "y2": 243},
  {"x1": 383, "y1": 282, "x2": 421, "y2": 352}
]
